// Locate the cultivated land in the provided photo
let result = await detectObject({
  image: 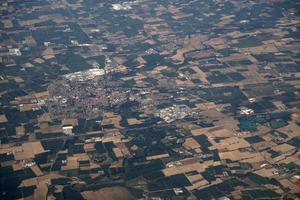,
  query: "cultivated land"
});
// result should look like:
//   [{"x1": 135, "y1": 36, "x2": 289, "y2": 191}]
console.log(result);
[{"x1": 0, "y1": 0, "x2": 300, "y2": 199}]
